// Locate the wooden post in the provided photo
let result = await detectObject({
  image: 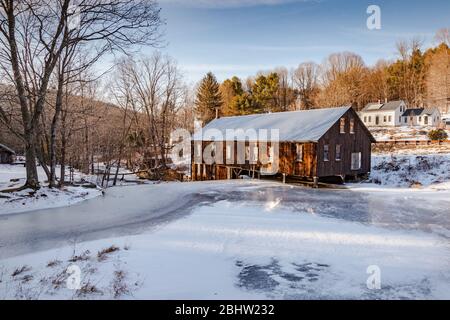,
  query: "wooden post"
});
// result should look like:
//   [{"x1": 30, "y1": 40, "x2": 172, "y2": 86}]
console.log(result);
[
  {"x1": 313, "y1": 177, "x2": 319, "y2": 188},
  {"x1": 282, "y1": 173, "x2": 286, "y2": 184}
]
